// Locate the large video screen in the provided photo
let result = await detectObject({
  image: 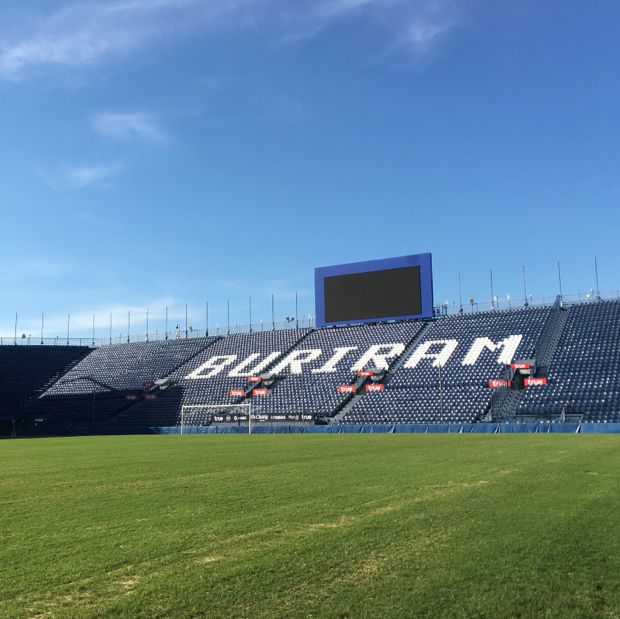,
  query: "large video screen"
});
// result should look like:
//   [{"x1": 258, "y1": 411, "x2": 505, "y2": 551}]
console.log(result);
[
  {"x1": 324, "y1": 266, "x2": 421, "y2": 323},
  {"x1": 315, "y1": 253, "x2": 433, "y2": 327}
]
